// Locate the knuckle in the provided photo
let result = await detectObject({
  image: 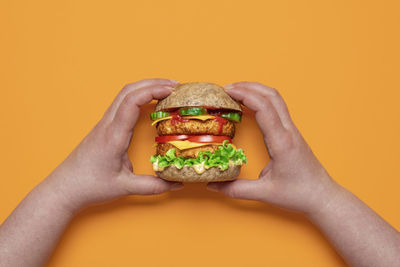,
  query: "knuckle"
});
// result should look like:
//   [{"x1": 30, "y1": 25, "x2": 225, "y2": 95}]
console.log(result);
[
  {"x1": 252, "y1": 82, "x2": 280, "y2": 96},
  {"x1": 150, "y1": 182, "x2": 165, "y2": 194},
  {"x1": 255, "y1": 97, "x2": 269, "y2": 110},
  {"x1": 254, "y1": 97, "x2": 274, "y2": 115},
  {"x1": 246, "y1": 81, "x2": 259, "y2": 86},
  {"x1": 122, "y1": 83, "x2": 135, "y2": 91},
  {"x1": 147, "y1": 78, "x2": 163, "y2": 83},
  {"x1": 269, "y1": 87, "x2": 279, "y2": 97},
  {"x1": 227, "y1": 186, "x2": 240, "y2": 198},
  {"x1": 137, "y1": 78, "x2": 167, "y2": 87},
  {"x1": 253, "y1": 81, "x2": 267, "y2": 88},
  {"x1": 123, "y1": 91, "x2": 139, "y2": 107},
  {"x1": 119, "y1": 83, "x2": 135, "y2": 97}
]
